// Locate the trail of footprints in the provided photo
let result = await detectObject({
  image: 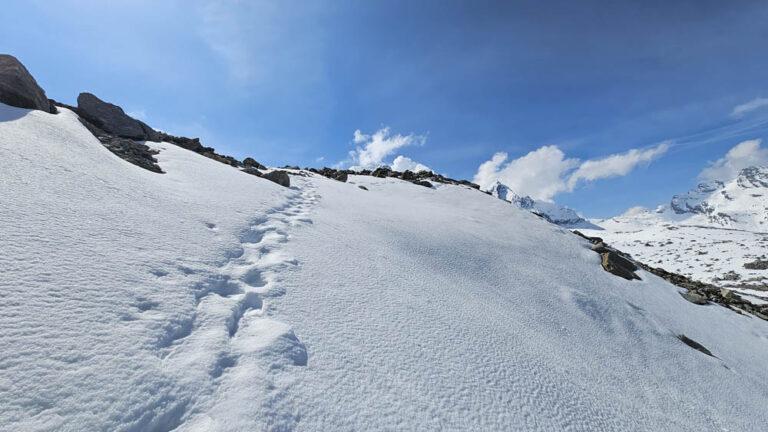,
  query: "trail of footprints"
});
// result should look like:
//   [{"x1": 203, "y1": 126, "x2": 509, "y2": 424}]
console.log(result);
[{"x1": 159, "y1": 182, "x2": 318, "y2": 413}]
